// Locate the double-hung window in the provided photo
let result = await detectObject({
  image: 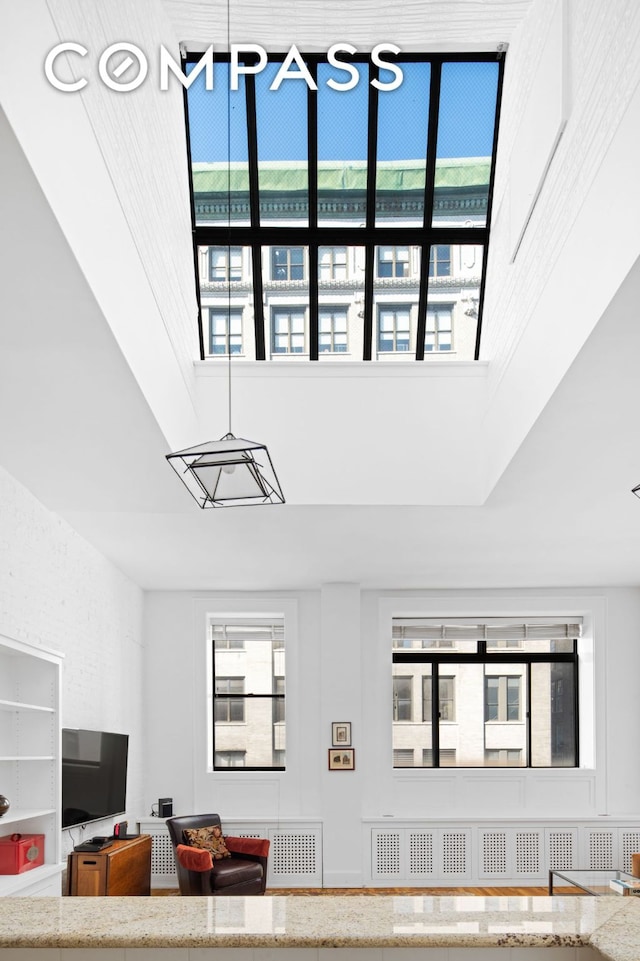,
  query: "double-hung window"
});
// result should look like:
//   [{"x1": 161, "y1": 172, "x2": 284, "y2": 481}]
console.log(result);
[
  {"x1": 392, "y1": 617, "x2": 580, "y2": 768},
  {"x1": 211, "y1": 619, "x2": 285, "y2": 770}
]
